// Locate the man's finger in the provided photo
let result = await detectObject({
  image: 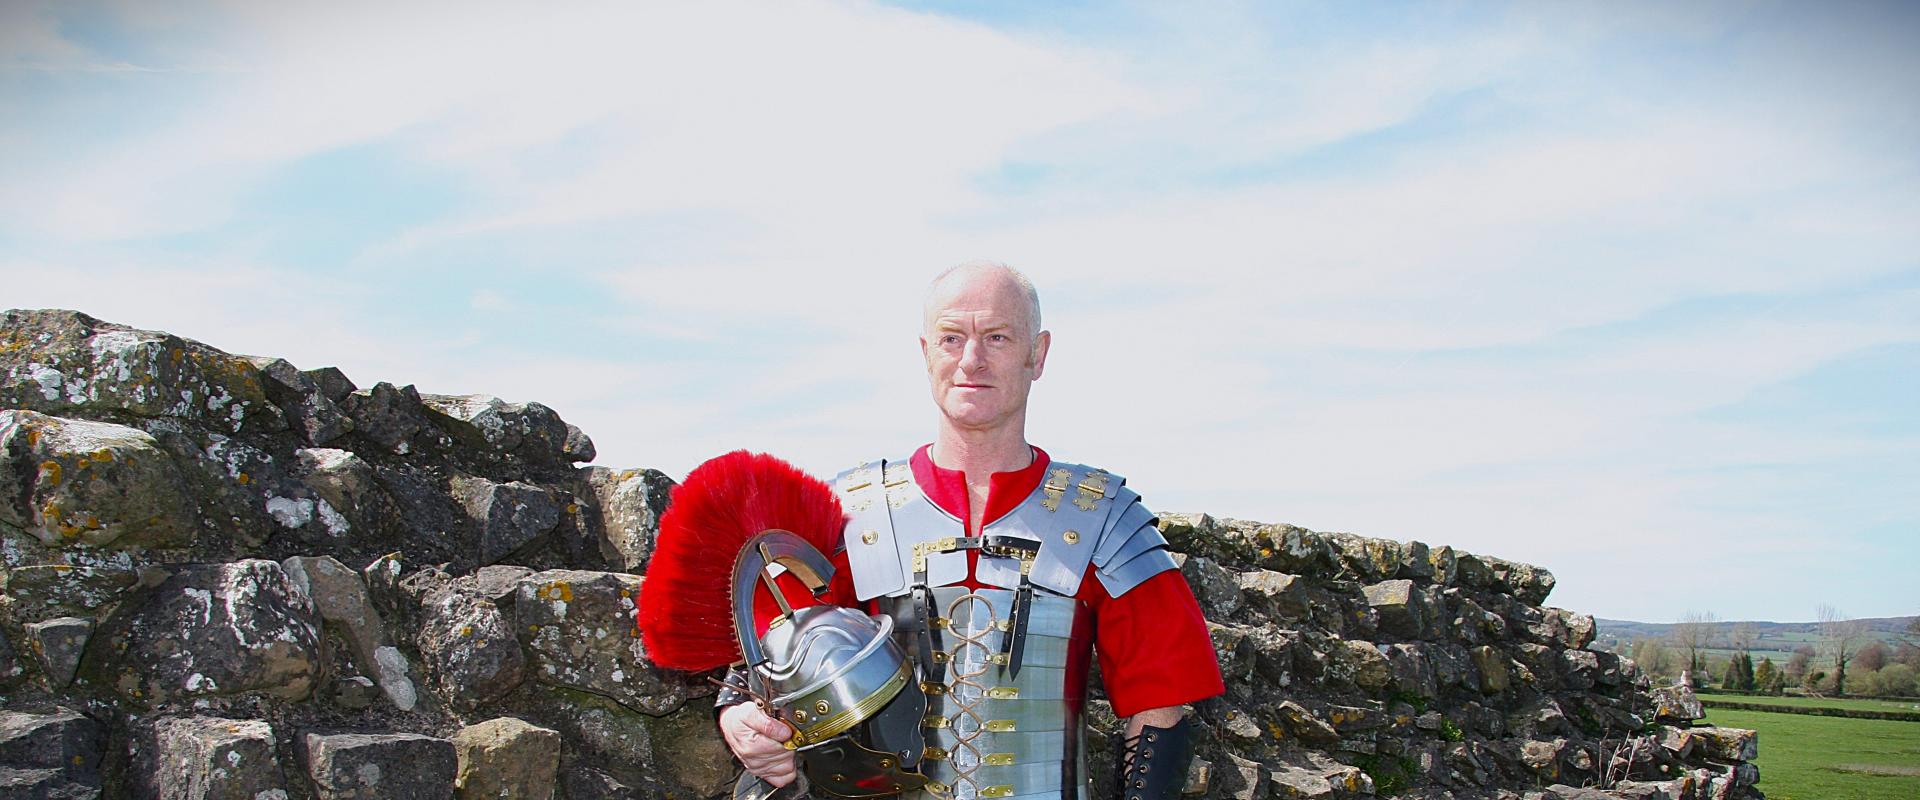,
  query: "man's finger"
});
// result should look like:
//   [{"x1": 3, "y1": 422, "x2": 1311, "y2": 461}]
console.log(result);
[{"x1": 745, "y1": 708, "x2": 794, "y2": 742}]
